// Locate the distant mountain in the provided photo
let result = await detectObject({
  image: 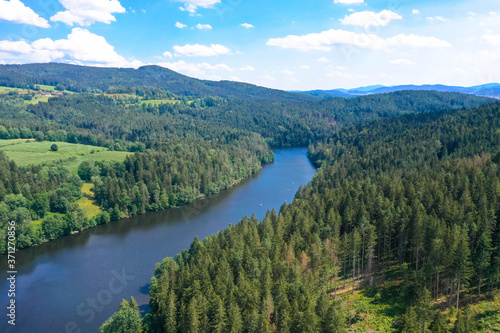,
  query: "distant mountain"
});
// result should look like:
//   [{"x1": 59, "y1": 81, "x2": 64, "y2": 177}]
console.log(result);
[
  {"x1": 298, "y1": 83, "x2": 500, "y2": 98},
  {"x1": 0, "y1": 63, "x2": 315, "y2": 102}
]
